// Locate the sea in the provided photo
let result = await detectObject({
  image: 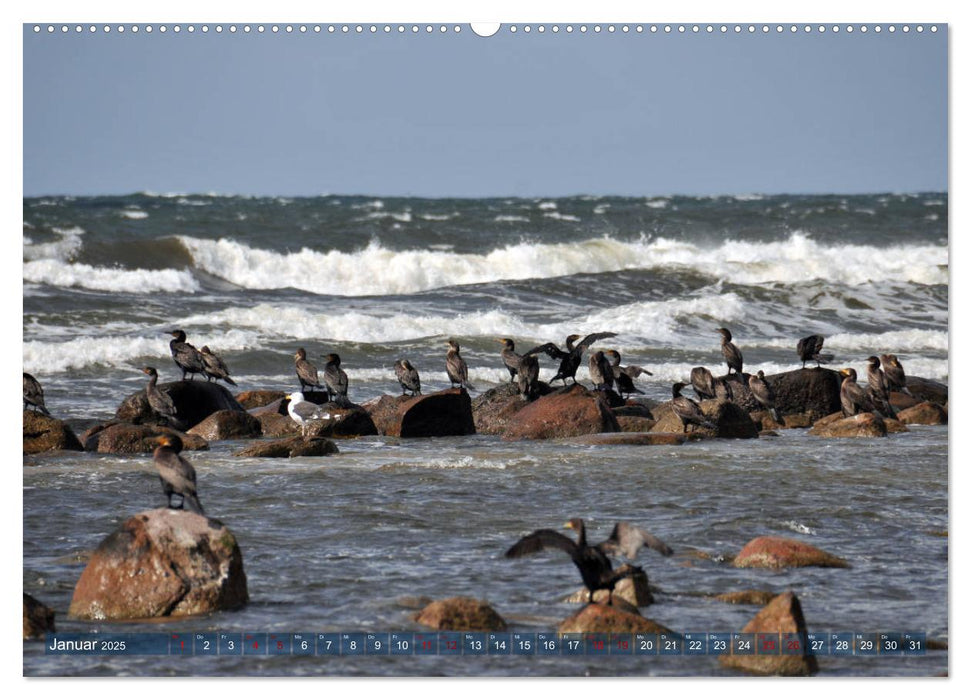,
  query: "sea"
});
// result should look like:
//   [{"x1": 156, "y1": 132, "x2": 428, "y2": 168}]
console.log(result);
[{"x1": 22, "y1": 192, "x2": 948, "y2": 677}]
